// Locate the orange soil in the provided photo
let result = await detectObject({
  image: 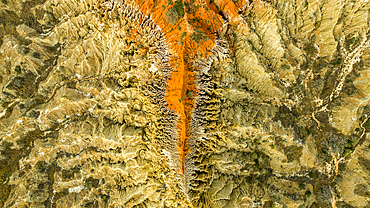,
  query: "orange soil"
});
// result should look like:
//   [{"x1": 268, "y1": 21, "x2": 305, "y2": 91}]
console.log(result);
[{"x1": 133, "y1": 0, "x2": 245, "y2": 175}]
